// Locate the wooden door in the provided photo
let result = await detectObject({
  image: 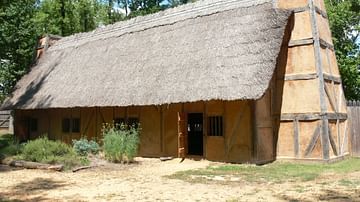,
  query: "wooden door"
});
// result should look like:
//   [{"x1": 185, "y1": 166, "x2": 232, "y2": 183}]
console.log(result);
[{"x1": 178, "y1": 112, "x2": 188, "y2": 158}]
